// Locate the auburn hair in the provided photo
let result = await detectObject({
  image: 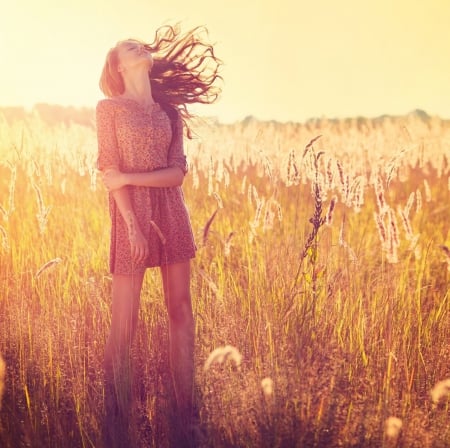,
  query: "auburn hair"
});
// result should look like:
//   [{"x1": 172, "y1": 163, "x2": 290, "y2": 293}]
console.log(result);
[{"x1": 99, "y1": 24, "x2": 222, "y2": 130}]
